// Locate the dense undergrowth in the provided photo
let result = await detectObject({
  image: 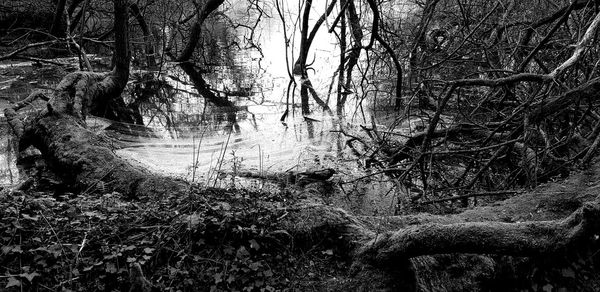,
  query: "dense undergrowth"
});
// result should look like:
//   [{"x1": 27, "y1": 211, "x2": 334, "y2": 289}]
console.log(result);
[{"x1": 0, "y1": 185, "x2": 348, "y2": 291}]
